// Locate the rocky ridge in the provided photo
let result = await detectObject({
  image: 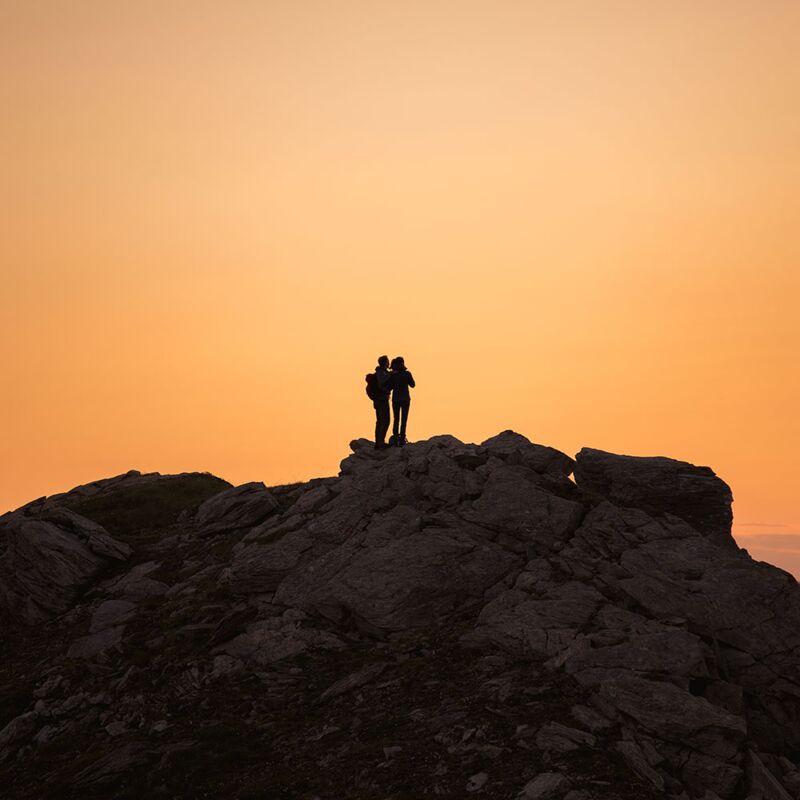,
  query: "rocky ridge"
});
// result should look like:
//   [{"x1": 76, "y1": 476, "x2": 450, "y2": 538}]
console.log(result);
[{"x1": 1, "y1": 431, "x2": 798, "y2": 799}]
